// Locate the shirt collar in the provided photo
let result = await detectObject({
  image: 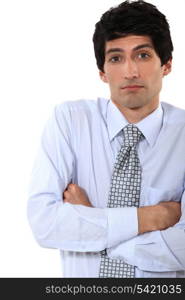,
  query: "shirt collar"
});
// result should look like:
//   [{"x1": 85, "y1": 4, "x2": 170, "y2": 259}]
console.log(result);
[{"x1": 107, "y1": 100, "x2": 163, "y2": 147}]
